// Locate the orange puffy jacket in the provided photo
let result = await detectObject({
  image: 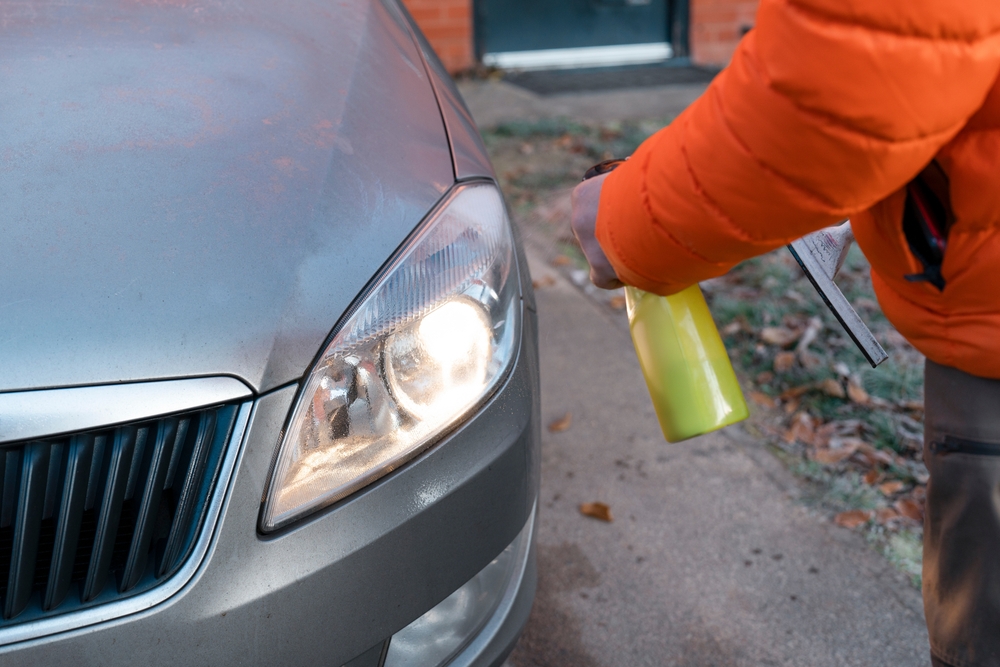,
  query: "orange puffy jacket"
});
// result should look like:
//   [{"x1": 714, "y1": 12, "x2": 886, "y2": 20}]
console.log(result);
[{"x1": 595, "y1": 0, "x2": 1000, "y2": 378}]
